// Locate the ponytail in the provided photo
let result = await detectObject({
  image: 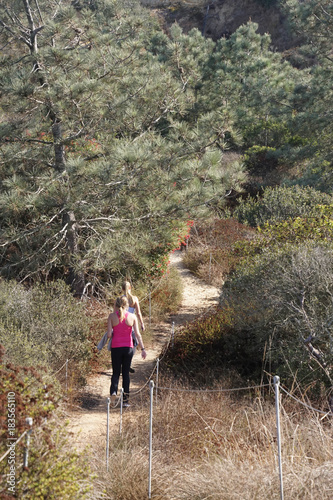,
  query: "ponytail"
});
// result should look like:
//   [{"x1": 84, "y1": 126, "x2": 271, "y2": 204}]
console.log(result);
[
  {"x1": 121, "y1": 281, "x2": 134, "y2": 307},
  {"x1": 115, "y1": 296, "x2": 128, "y2": 322}
]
